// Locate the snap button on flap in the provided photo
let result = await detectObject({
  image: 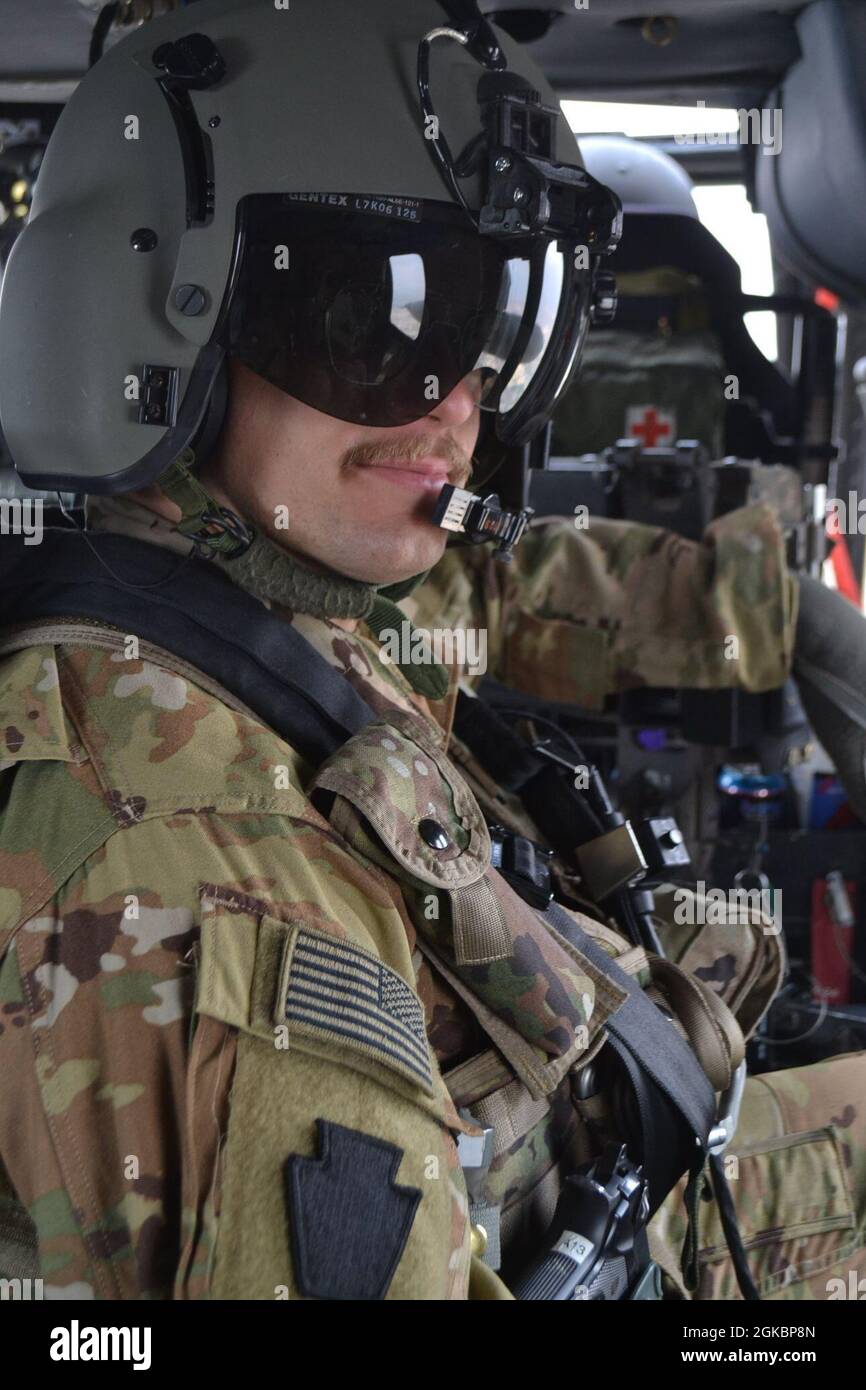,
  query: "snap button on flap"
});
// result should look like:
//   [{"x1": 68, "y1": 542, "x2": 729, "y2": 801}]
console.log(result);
[{"x1": 419, "y1": 818, "x2": 451, "y2": 851}]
